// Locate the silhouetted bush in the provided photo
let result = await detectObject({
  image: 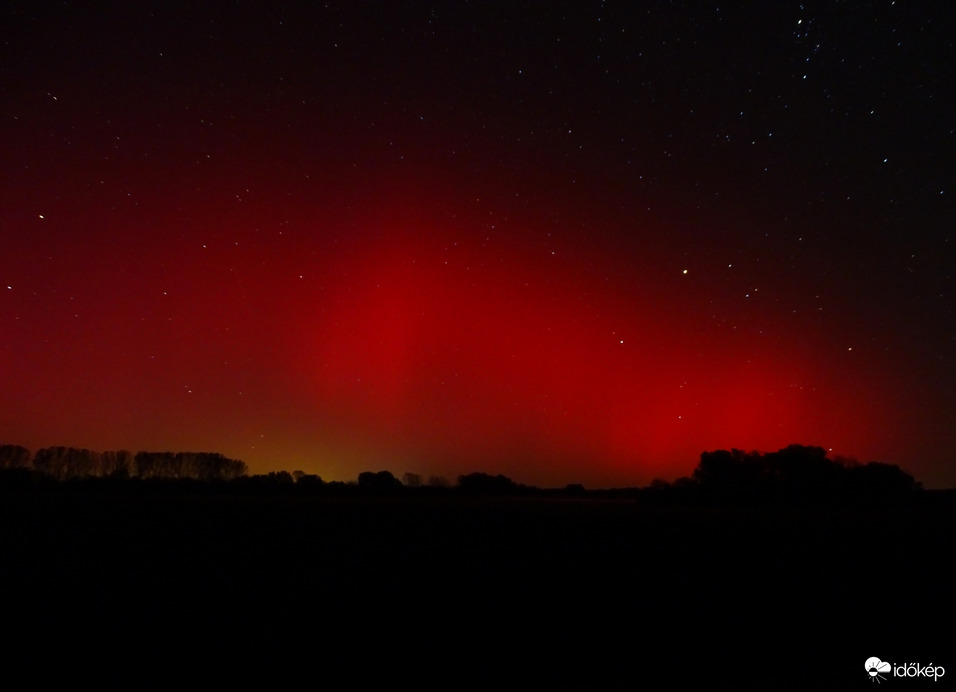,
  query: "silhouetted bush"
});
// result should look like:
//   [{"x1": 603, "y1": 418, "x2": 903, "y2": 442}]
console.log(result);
[
  {"x1": 357, "y1": 470, "x2": 403, "y2": 493},
  {"x1": 457, "y1": 472, "x2": 518, "y2": 495}
]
